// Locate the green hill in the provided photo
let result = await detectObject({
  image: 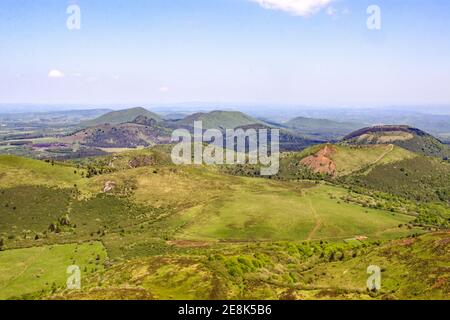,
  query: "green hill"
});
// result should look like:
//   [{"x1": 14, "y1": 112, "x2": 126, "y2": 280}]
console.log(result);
[
  {"x1": 52, "y1": 231, "x2": 449, "y2": 300},
  {"x1": 62, "y1": 122, "x2": 171, "y2": 148},
  {"x1": 296, "y1": 144, "x2": 416, "y2": 177},
  {"x1": 342, "y1": 125, "x2": 450, "y2": 158},
  {"x1": 342, "y1": 155, "x2": 450, "y2": 206},
  {"x1": 229, "y1": 123, "x2": 322, "y2": 152},
  {"x1": 225, "y1": 144, "x2": 417, "y2": 179},
  {"x1": 0, "y1": 144, "x2": 448, "y2": 300},
  {"x1": 285, "y1": 117, "x2": 363, "y2": 140},
  {"x1": 81, "y1": 107, "x2": 163, "y2": 127},
  {"x1": 175, "y1": 110, "x2": 261, "y2": 130},
  {"x1": 0, "y1": 155, "x2": 87, "y2": 189}
]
